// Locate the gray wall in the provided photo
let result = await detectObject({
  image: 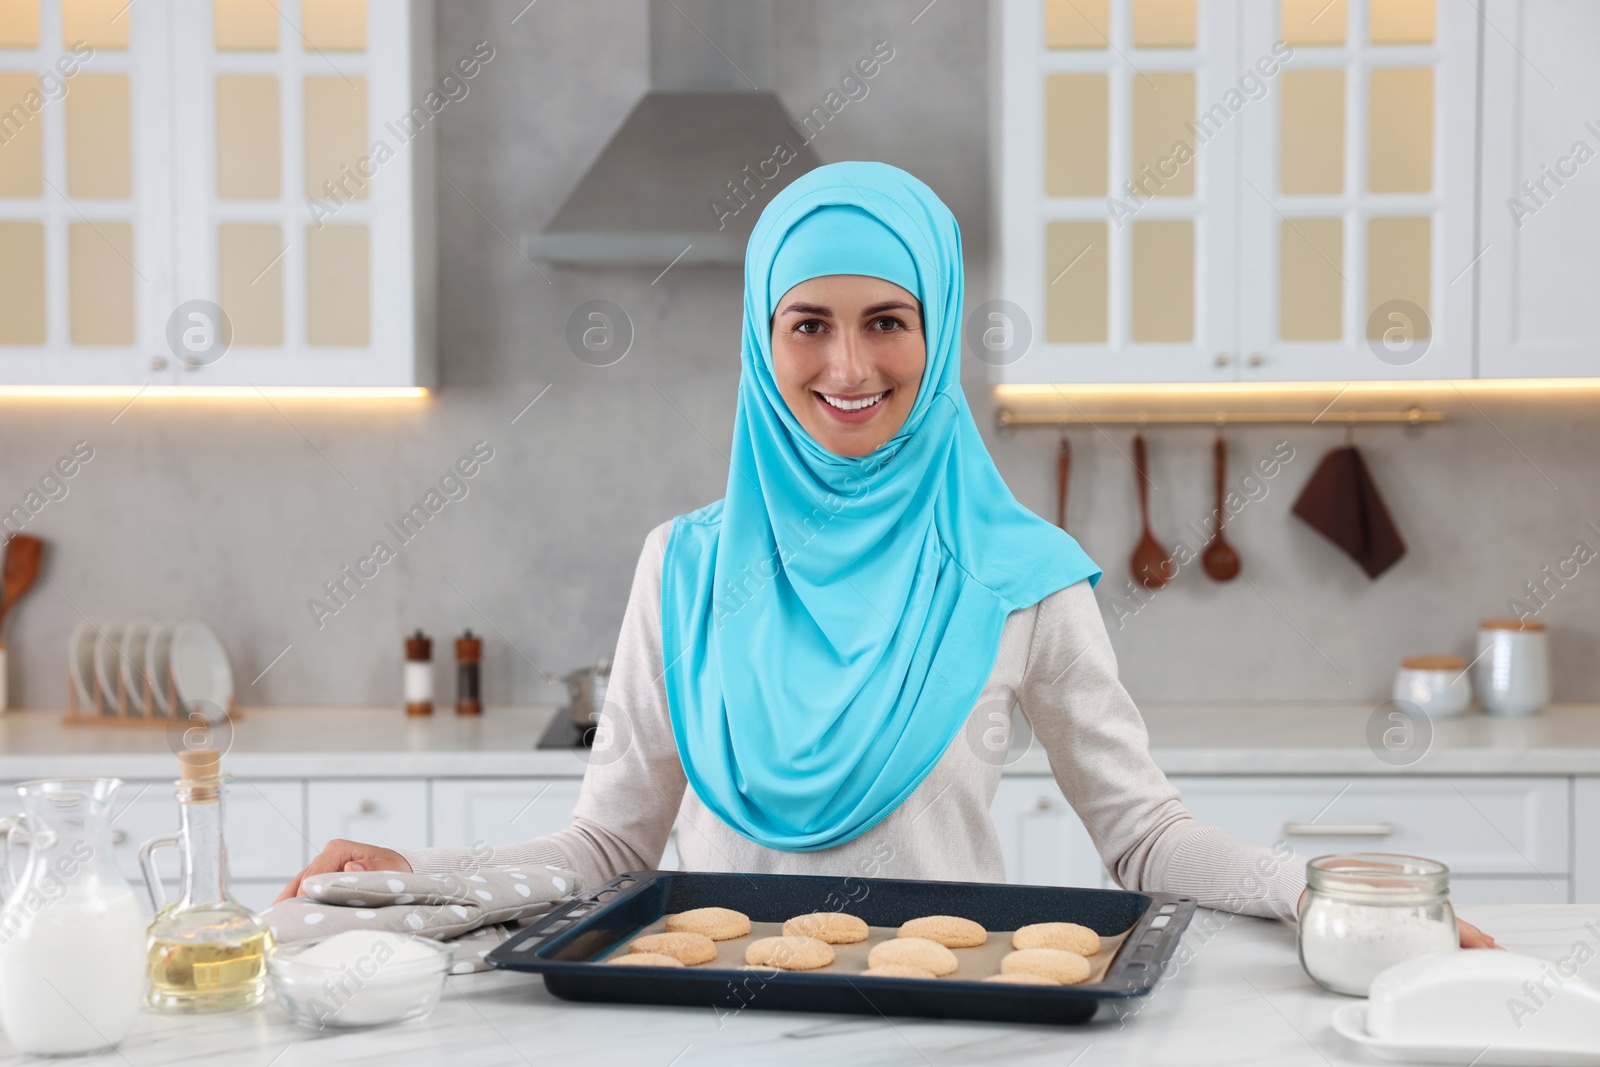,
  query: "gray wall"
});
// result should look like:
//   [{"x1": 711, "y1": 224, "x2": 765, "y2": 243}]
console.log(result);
[{"x1": 6, "y1": 0, "x2": 1597, "y2": 711}]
